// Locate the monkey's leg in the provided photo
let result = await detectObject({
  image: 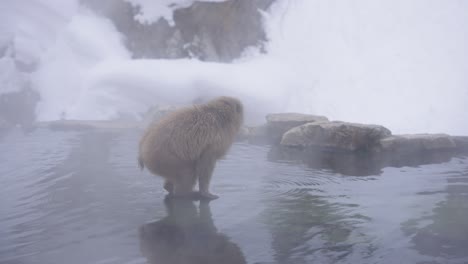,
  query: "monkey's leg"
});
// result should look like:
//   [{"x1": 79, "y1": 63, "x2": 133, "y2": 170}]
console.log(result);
[
  {"x1": 163, "y1": 180, "x2": 174, "y2": 194},
  {"x1": 196, "y1": 153, "x2": 219, "y2": 200},
  {"x1": 172, "y1": 171, "x2": 198, "y2": 199}
]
